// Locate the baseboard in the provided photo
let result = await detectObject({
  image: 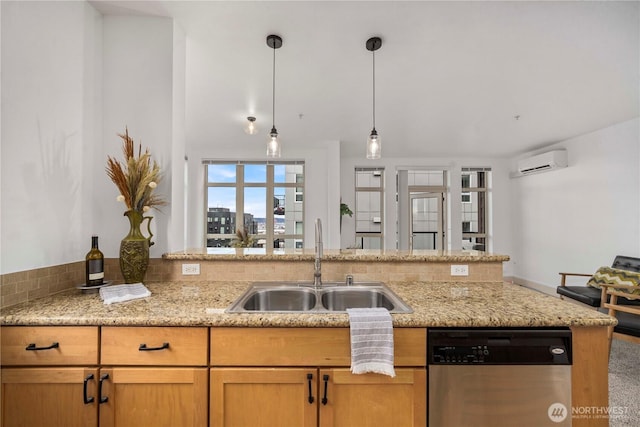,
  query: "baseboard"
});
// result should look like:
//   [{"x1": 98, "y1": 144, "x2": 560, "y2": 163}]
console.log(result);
[{"x1": 508, "y1": 276, "x2": 558, "y2": 297}]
